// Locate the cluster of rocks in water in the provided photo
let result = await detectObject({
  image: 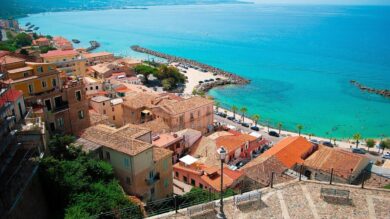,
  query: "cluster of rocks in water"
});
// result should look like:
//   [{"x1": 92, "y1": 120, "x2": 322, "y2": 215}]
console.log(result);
[
  {"x1": 131, "y1": 45, "x2": 250, "y2": 87},
  {"x1": 350, "y1": 80, "x2": 390, "y2": 98}
]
